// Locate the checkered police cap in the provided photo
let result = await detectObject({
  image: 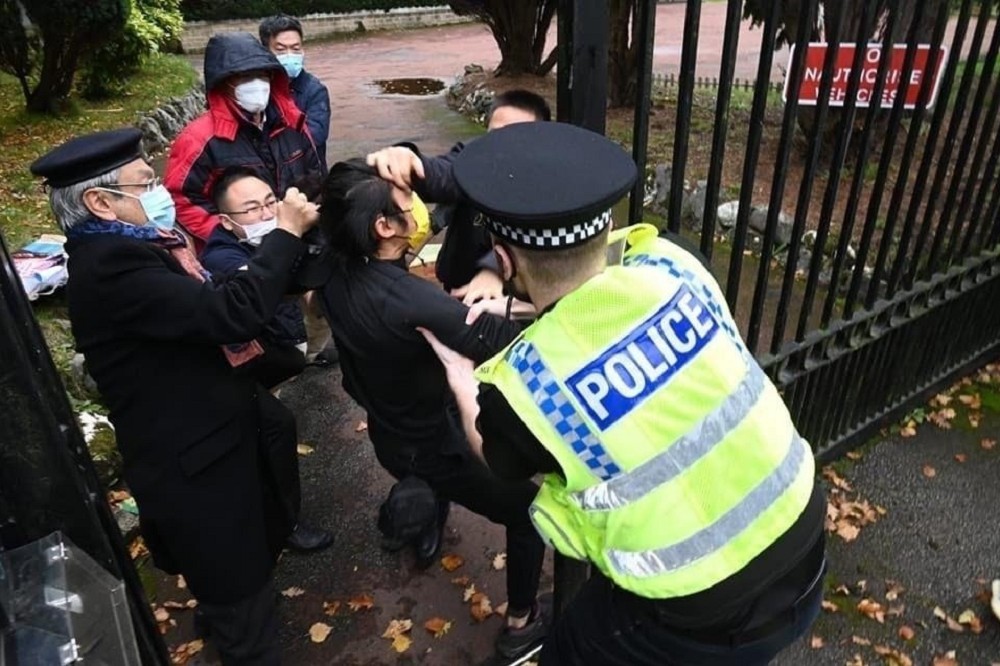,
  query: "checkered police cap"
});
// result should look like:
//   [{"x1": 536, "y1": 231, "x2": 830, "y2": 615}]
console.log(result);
[{"x1": 454, "y1": 122, "x2": 637, "y2": 250}]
